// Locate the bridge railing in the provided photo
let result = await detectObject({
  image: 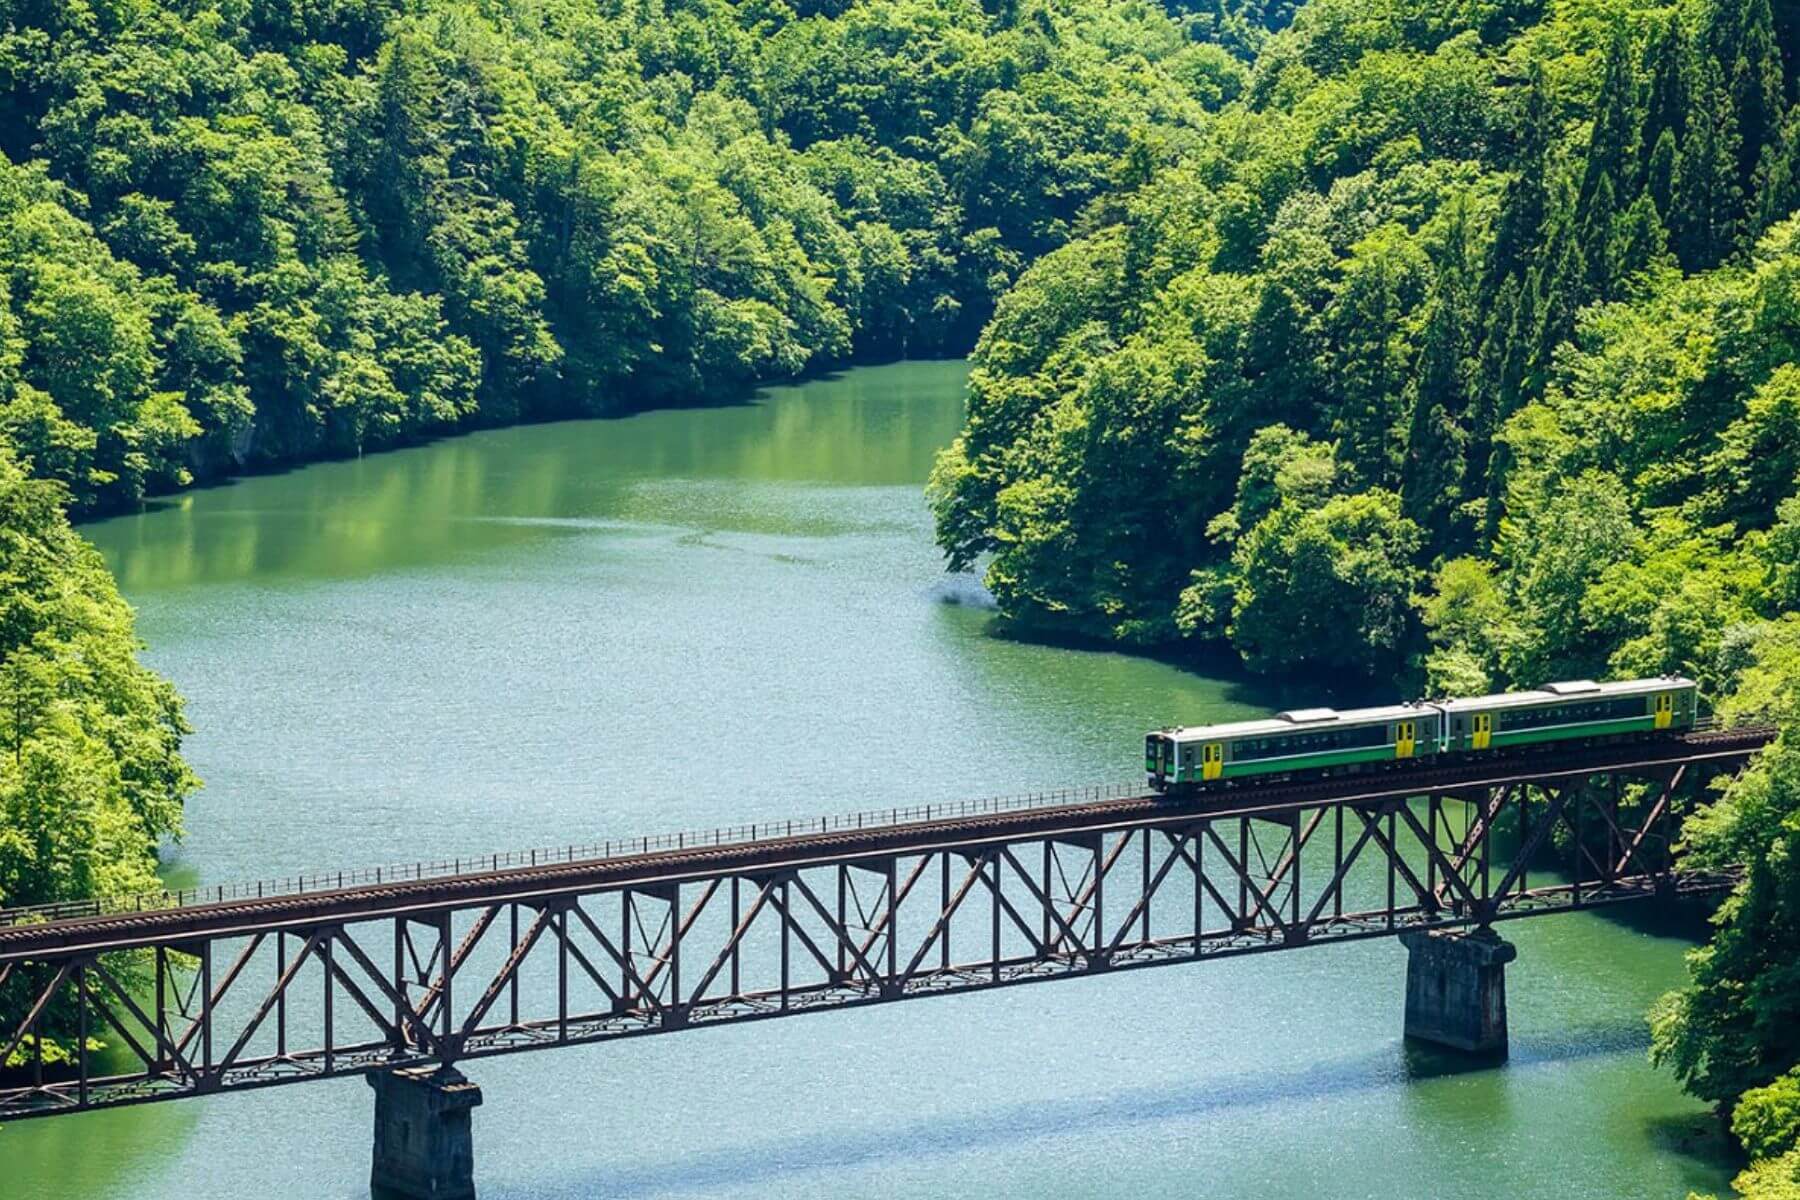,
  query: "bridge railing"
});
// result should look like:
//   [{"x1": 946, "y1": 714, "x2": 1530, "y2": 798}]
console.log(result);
[{"x1": 0, "y1": 780, "x2": 1146, "y2": 928}]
